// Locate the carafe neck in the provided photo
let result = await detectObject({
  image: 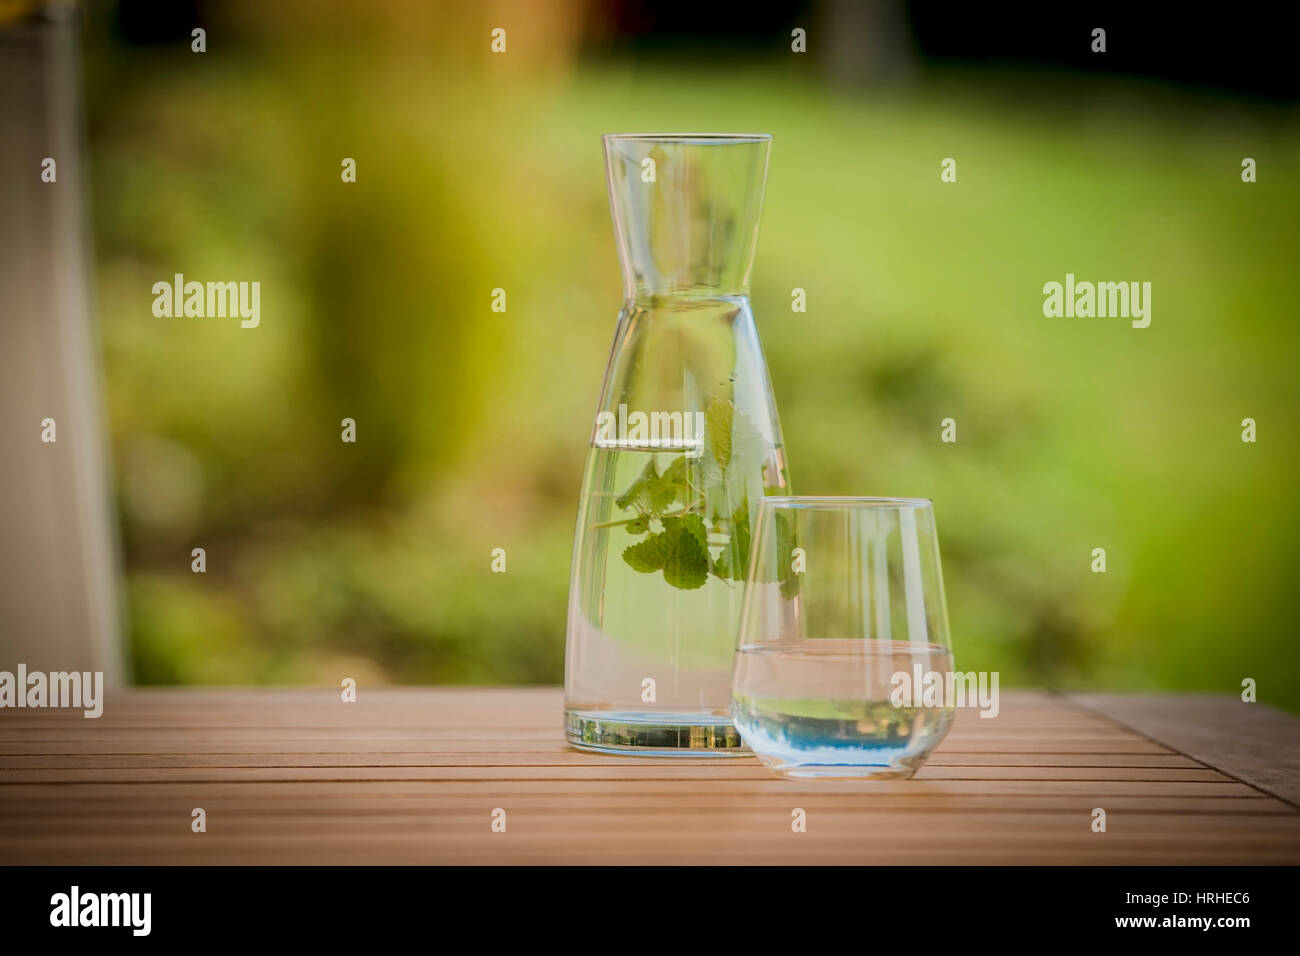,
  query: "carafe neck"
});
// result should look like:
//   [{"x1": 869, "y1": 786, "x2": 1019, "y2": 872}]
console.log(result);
[{"x1": 604, "y1": 134, "x2": 771, "y2": 300}]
